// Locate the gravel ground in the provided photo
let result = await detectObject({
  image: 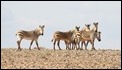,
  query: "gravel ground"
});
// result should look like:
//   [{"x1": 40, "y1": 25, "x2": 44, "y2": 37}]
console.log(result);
[{"x1": 1, "y1": 48, "x2": 121, "y2": 69}]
